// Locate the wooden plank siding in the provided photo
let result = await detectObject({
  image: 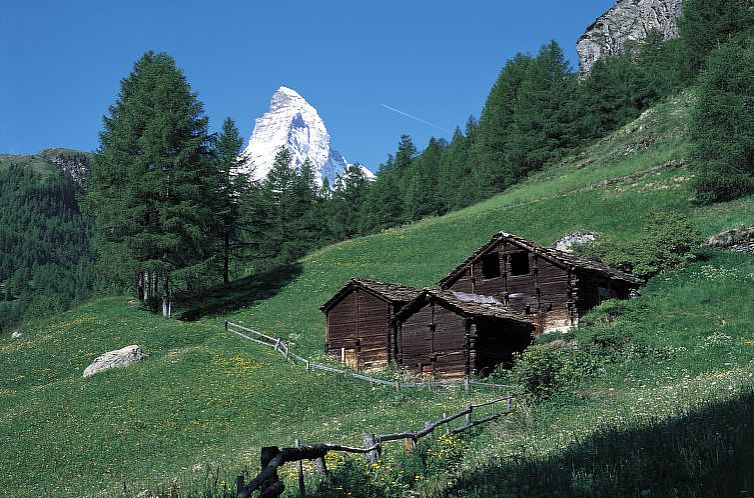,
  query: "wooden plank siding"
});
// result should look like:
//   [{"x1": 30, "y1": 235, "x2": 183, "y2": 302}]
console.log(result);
[
  {"x1": 394, "y1": 291, "x2": 534, "y2": 379},
  {"x1": 322, "y1": 279, "x2": 420, "y2": 371},
  {"x1": 440, "y1": 233, "x2": 643, "y2": 334}
]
